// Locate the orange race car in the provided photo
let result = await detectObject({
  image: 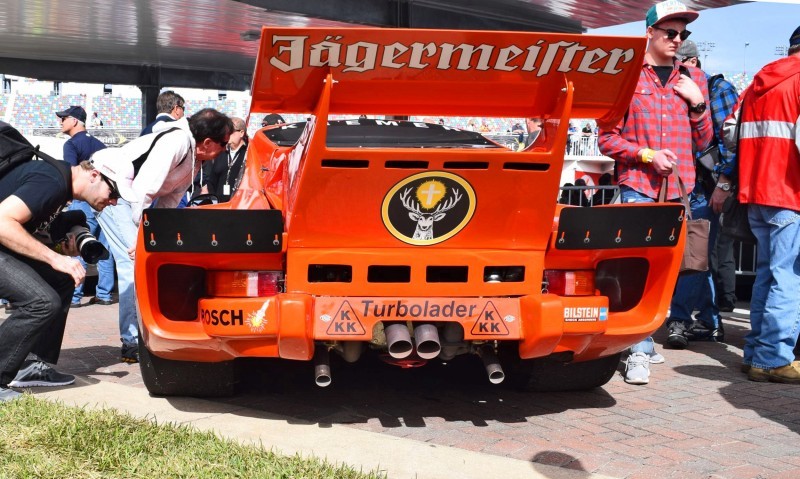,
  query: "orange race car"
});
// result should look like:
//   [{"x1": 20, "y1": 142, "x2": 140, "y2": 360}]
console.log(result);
[{"x1": 135, "y1": 27, "x2": 686, "y2": 397}]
